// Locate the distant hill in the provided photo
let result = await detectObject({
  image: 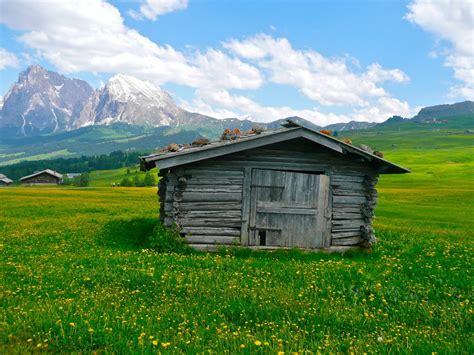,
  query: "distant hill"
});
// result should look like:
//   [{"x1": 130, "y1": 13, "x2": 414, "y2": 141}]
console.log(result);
[
  {"x1": 0, "y1": 65, "x2": 472, "y2": 165},
  {"x1": 412, "y1": 101, "x2": 474, "y2": 122},
  {"x1": 325, "y1": 121, "x2": 377, "y2": 131}
]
